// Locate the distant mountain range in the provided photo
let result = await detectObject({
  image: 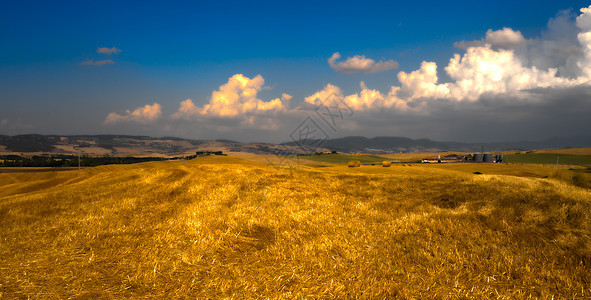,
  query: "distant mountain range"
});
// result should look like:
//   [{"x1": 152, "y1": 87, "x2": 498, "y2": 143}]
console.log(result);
[
  {"x1": 0, "y1": 135, "x2": 284, "y2": 156},
  {"x1": 0, "y1": 134, "x2": 590, "y2": 156},
  {"x1": 287, "y1": 135, "x2": 591, "y2": 154}
]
